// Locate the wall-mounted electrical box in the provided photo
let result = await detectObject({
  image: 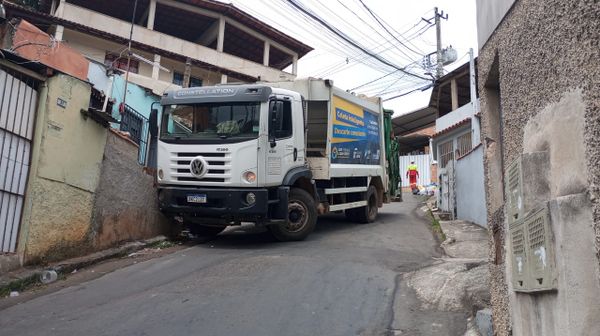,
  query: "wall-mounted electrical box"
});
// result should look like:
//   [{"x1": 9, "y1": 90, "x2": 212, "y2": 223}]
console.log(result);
[
  {"x1": 509, "y1": 206, "x2": 557, "y2": 292},
  {"x1": 506, "y1": 152, "x2": 556, "y2": 292},
  {"x1": 506, "y1": 158, "x2": 523, "y2": 224}
]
